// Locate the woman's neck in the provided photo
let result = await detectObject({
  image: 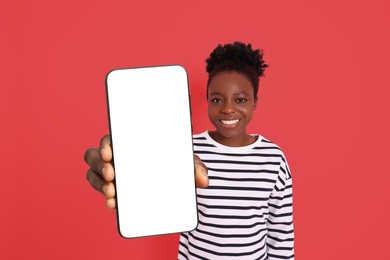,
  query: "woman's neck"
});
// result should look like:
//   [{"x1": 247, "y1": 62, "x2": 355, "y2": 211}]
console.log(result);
[{"x1": 208, "y1": 131, "x2": 257, "y2": 147}]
